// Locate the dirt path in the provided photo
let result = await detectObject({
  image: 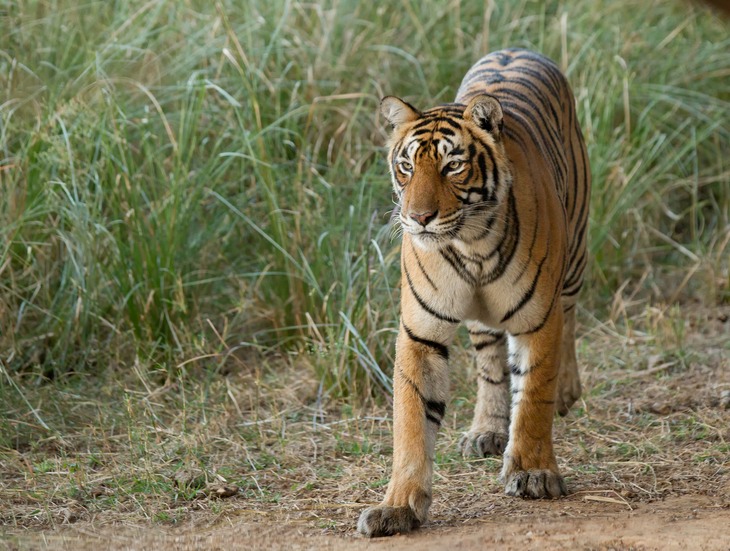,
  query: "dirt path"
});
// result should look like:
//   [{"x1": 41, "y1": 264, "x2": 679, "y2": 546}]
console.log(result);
[
  {"x1": 5, "y1": 495, "x2": 728, "y2": 550},
  {"x1": 3, "y1": 307, "x2": 728, "y2": 550}
]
